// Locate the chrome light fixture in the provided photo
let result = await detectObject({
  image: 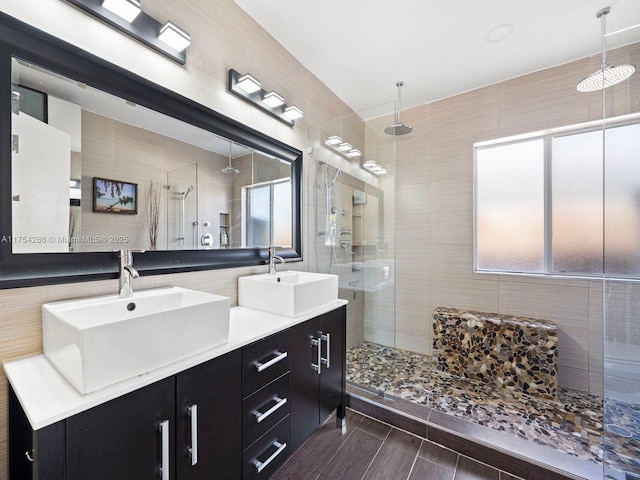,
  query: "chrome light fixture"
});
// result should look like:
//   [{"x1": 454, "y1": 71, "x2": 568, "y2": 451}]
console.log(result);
[
  {"x1": 324, "y1": 136, "x2": 363, "y2": 160},
  {"x1": 158, "y1": 21, "x2": 191, "y2": 53},
  {"x1": 228, "y1": 69, "x2": 303, "y2": 126},
  {"x1": 283, "y1": 105, "x2": 303, "y2": 121},
  {"x1": 65, "y1": 0, "x2": 190, "y2": 64},
  {"x1": 363, "y1": 159, "x2": 388, "y2": 176},
  {"x1": 102, "y1": 0, "x2": 140, "y2": 22},
  {"x1": 263, "y1": 91, "x2": 285, "y2": 108},
  {"x1": 577, "y1": 7, "x2": 636, "y2": 92},
  {"x1": 236, "y1": 73, "x2": 262, "y2": 94}
]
